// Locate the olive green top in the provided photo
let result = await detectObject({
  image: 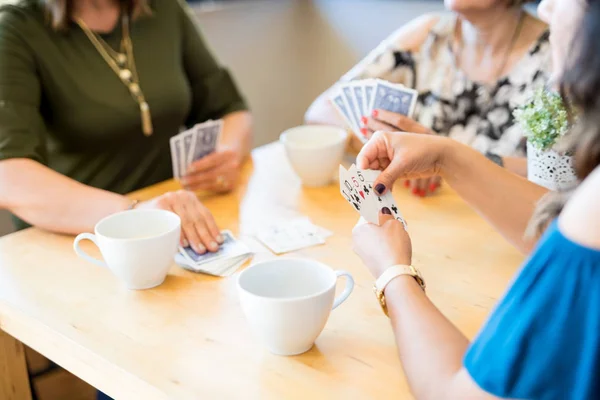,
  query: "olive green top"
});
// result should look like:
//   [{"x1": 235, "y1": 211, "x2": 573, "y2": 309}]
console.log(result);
[{"x1": 0, "y1": 0, "x2": 247, "y2": 229}]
